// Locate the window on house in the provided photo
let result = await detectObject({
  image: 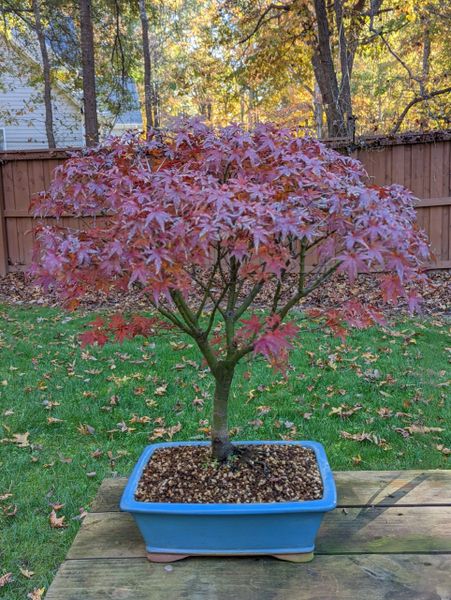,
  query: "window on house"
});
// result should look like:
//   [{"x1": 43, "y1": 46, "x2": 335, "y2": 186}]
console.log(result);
[{"x1": 0, "y1": 128, "x2": 6, "y2": 151}]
